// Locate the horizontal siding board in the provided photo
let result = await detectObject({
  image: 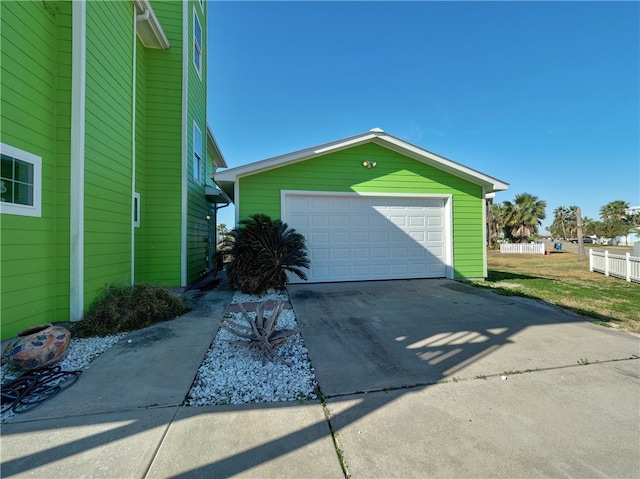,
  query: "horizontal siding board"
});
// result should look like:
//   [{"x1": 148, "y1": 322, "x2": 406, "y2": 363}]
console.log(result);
[
  {"x1": 139, "y1": 0, "x2": 184, "y2": 285},
  {"x1": 238, "y1": 143, "x2": 486, "y2": 279},
  {"x1": 83, "y1": 0, "x2": 134, "y2": 308}
]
